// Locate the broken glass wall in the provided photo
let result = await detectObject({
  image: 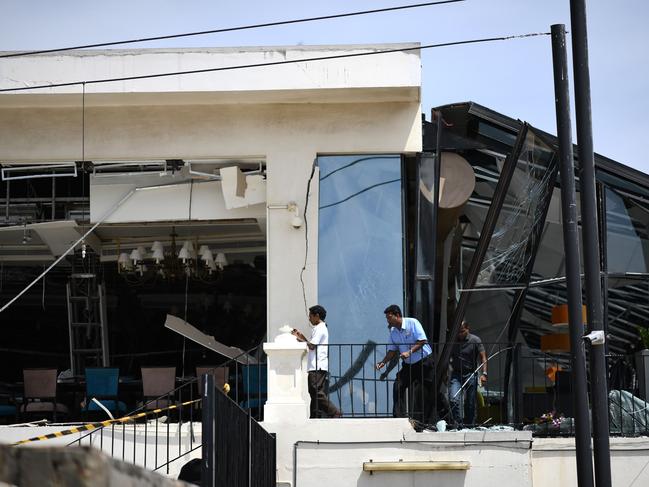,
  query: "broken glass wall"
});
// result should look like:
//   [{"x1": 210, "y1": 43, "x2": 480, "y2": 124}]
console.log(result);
[{"x1": 474, "y1": 130, "x2": 558, "y2": 288}]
